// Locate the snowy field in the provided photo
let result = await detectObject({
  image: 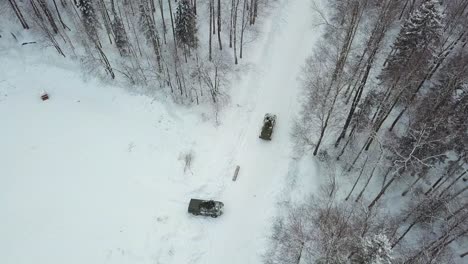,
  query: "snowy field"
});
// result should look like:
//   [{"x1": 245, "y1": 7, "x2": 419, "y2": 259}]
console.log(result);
[{"x1": 0, "y1": 0, "x2": 323, "y2": 263}]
